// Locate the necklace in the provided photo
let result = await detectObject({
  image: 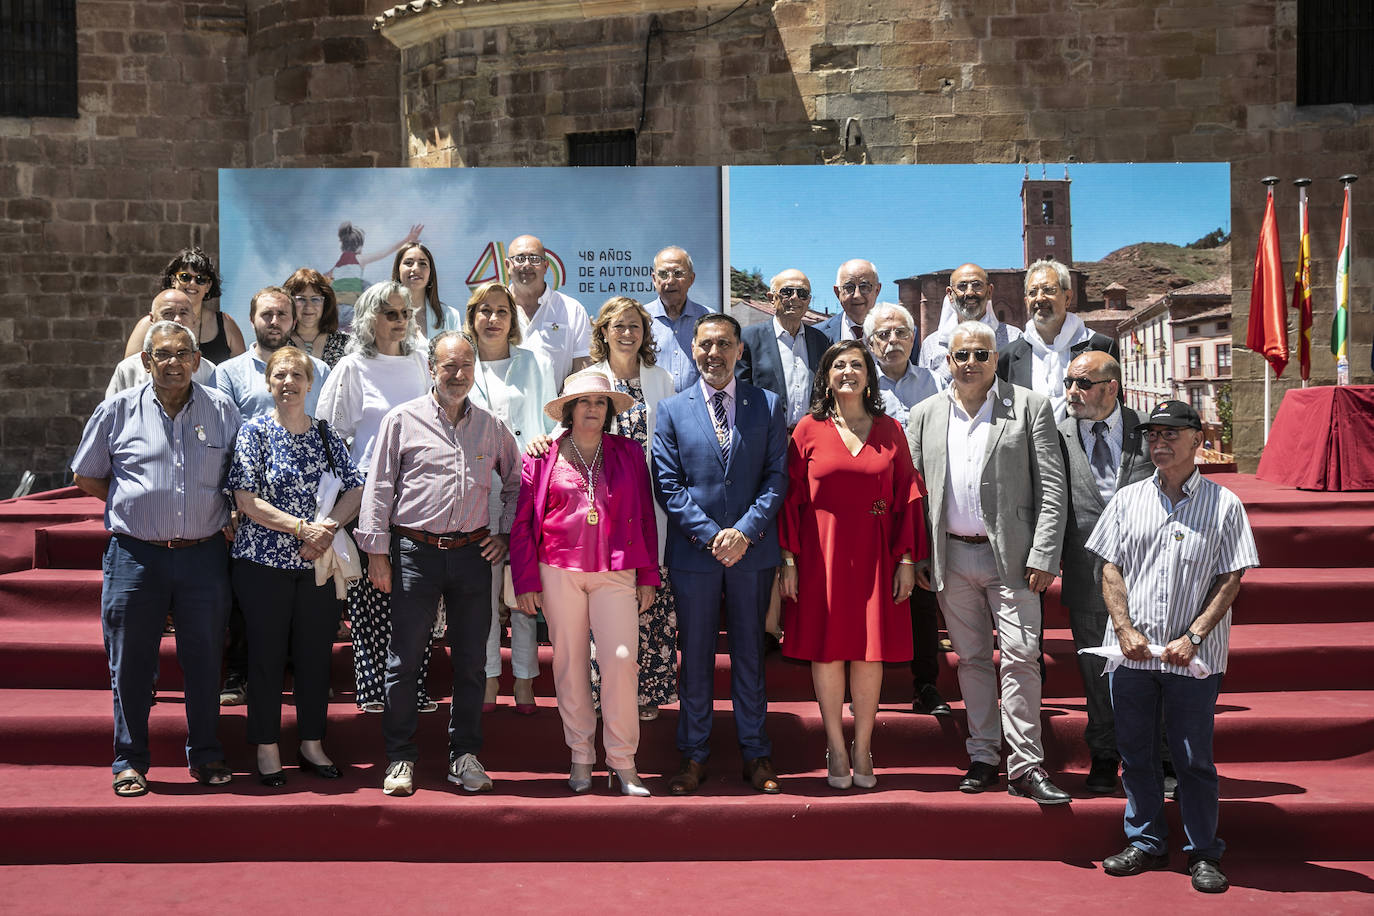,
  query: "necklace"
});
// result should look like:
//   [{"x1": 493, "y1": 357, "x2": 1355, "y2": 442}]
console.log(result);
[
  {"x1": 567, "y1": 436, "x2": 604, "y2": 526},
  {"x1": 293, "y1": 329, "x2": 322, "y2": 349}
]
